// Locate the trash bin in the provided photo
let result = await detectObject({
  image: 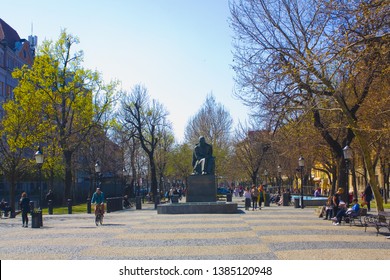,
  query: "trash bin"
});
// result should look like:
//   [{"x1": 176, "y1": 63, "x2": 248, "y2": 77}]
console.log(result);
[
  {"x1": 226, "y1": 193, "x2": 232, "y2": 202},
  {"x1": 294, "y1": 198, "x2": 300, "y2": 208},
  {"x1": 264, "y1": 193, "x2": 270, "y2": 207},
  {"x1": 282, "y1": 193, "x2": 290, "y2": 206},
  {"x1": 31, "y1": 210, "x2": 42, "y2": 228},
  {"x1": 136, "y1": 196, "x2": 142, "y2": 210}
]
